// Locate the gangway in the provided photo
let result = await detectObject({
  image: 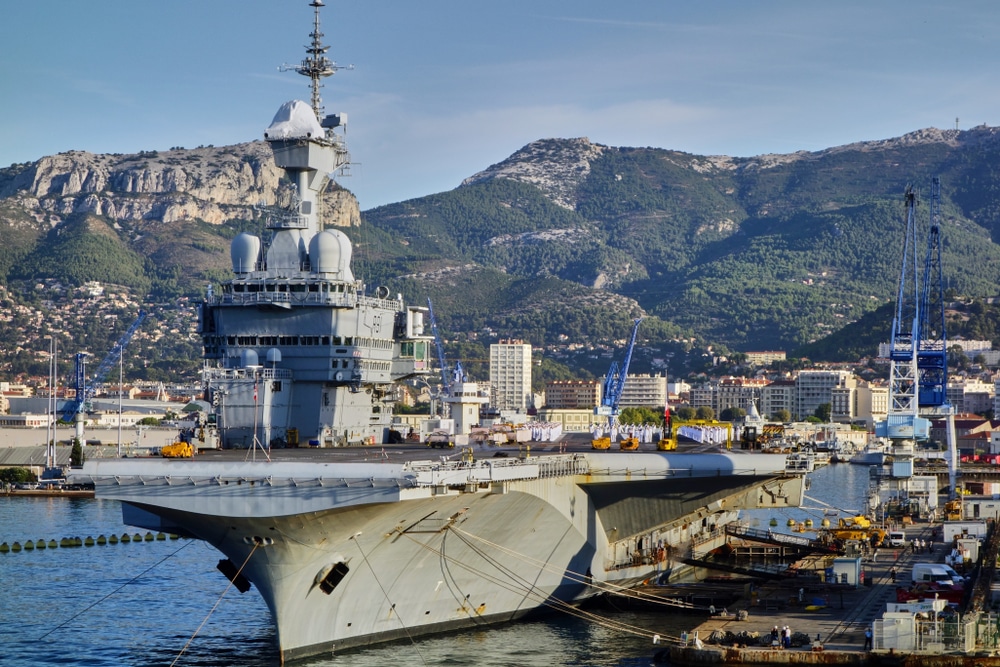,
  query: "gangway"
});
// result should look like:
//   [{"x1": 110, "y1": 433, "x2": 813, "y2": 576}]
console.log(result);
[
  {"x1": 677, "y1": 554, "x2": 797, "y2": 581},
  {"x1": 725, "y1": 524, "x2": 841, "y2": 554}
]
